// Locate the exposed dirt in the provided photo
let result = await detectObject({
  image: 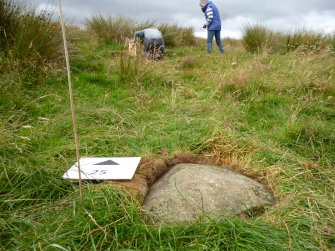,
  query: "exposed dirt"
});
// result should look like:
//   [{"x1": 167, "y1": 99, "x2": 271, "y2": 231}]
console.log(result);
[
  {"x1": 111, "y1": 150, "x2": 276, "y2": 204},
  {"x1": 111, "y1": 151, "x2": 210, "y2": 202}
]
